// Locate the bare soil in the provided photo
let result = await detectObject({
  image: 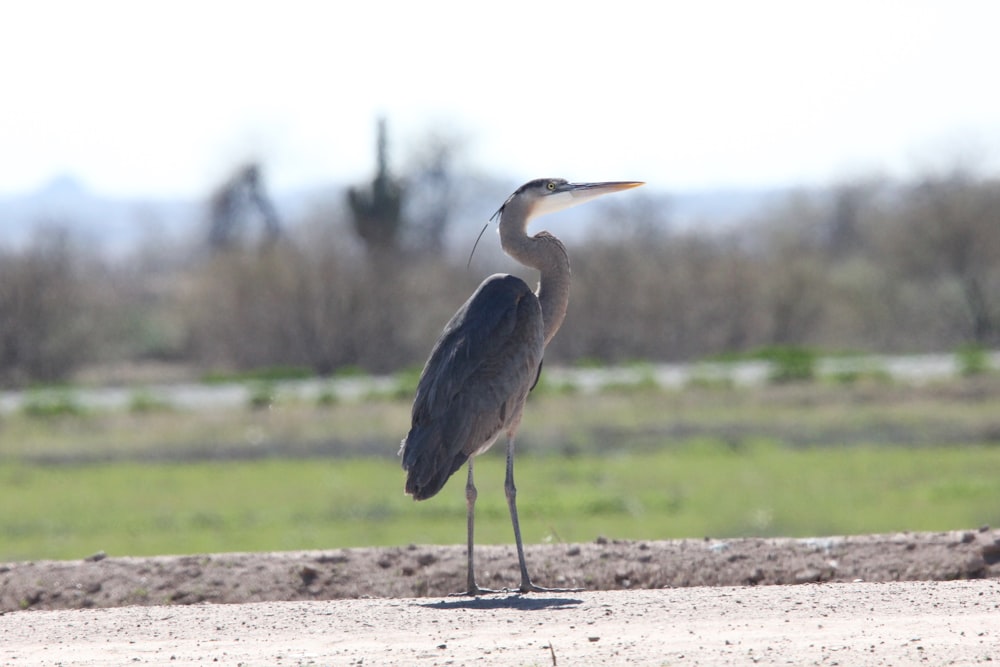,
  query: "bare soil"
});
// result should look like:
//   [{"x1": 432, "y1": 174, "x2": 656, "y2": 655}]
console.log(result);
[
  {"x1": 3, "y1": 532, "x2": 999, "y2": 666},
  {"x1": 3, "y1": 529, "x2": 998, "y2": 612},
  {"x1": 1, "y1": 581, "x2": 996, "y2": 666}
]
